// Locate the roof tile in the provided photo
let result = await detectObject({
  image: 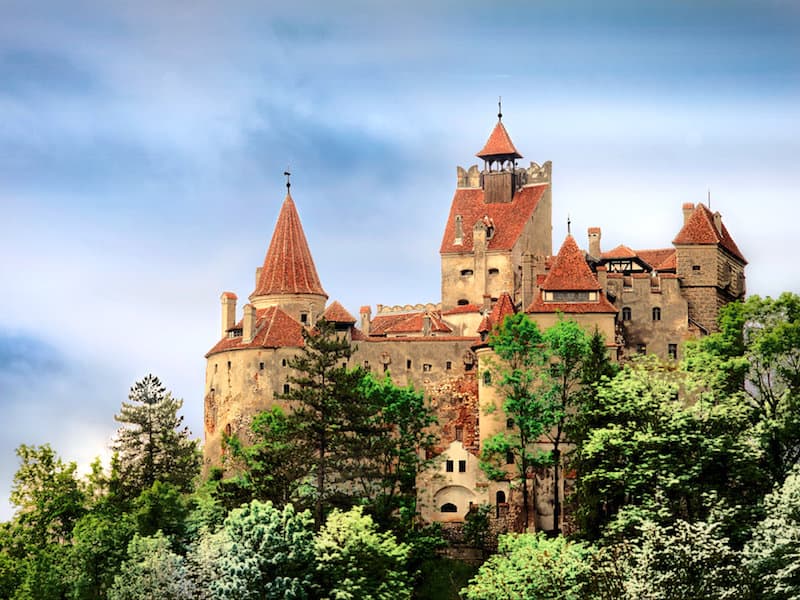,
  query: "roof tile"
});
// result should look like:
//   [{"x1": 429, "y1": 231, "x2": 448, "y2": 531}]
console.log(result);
[
  {"x1": 476, "y1": 120, "x2": 522, "y2": 159},
  {"x1": 206, "y1": 306, "x2": 305, "y2": 356},
  {"x1": 322, "y1": 300, "x2": 356, "y2": 324},
  {"x1": 541, "y1": 235, "x2": 600, "y2": 291},
  {"x1": 672, "y1": 203, "x2": 746, "y2": 263}
]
